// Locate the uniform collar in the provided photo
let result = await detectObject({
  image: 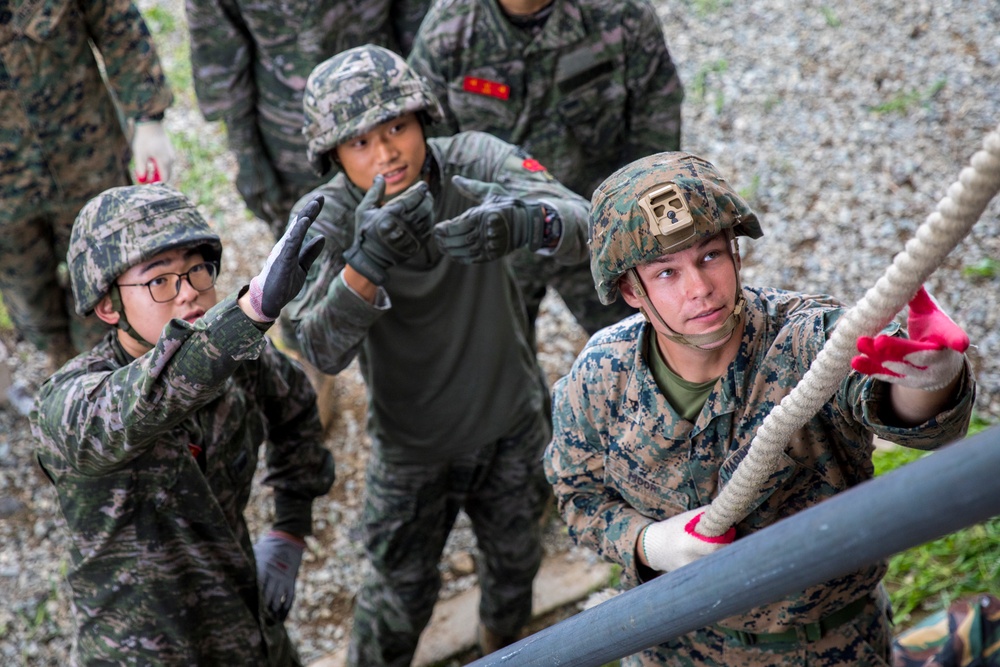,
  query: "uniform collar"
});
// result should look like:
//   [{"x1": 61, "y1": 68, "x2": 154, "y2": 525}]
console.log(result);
[{"x1": 486, "y1": 0, "x2": 586, "y2": 54}]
